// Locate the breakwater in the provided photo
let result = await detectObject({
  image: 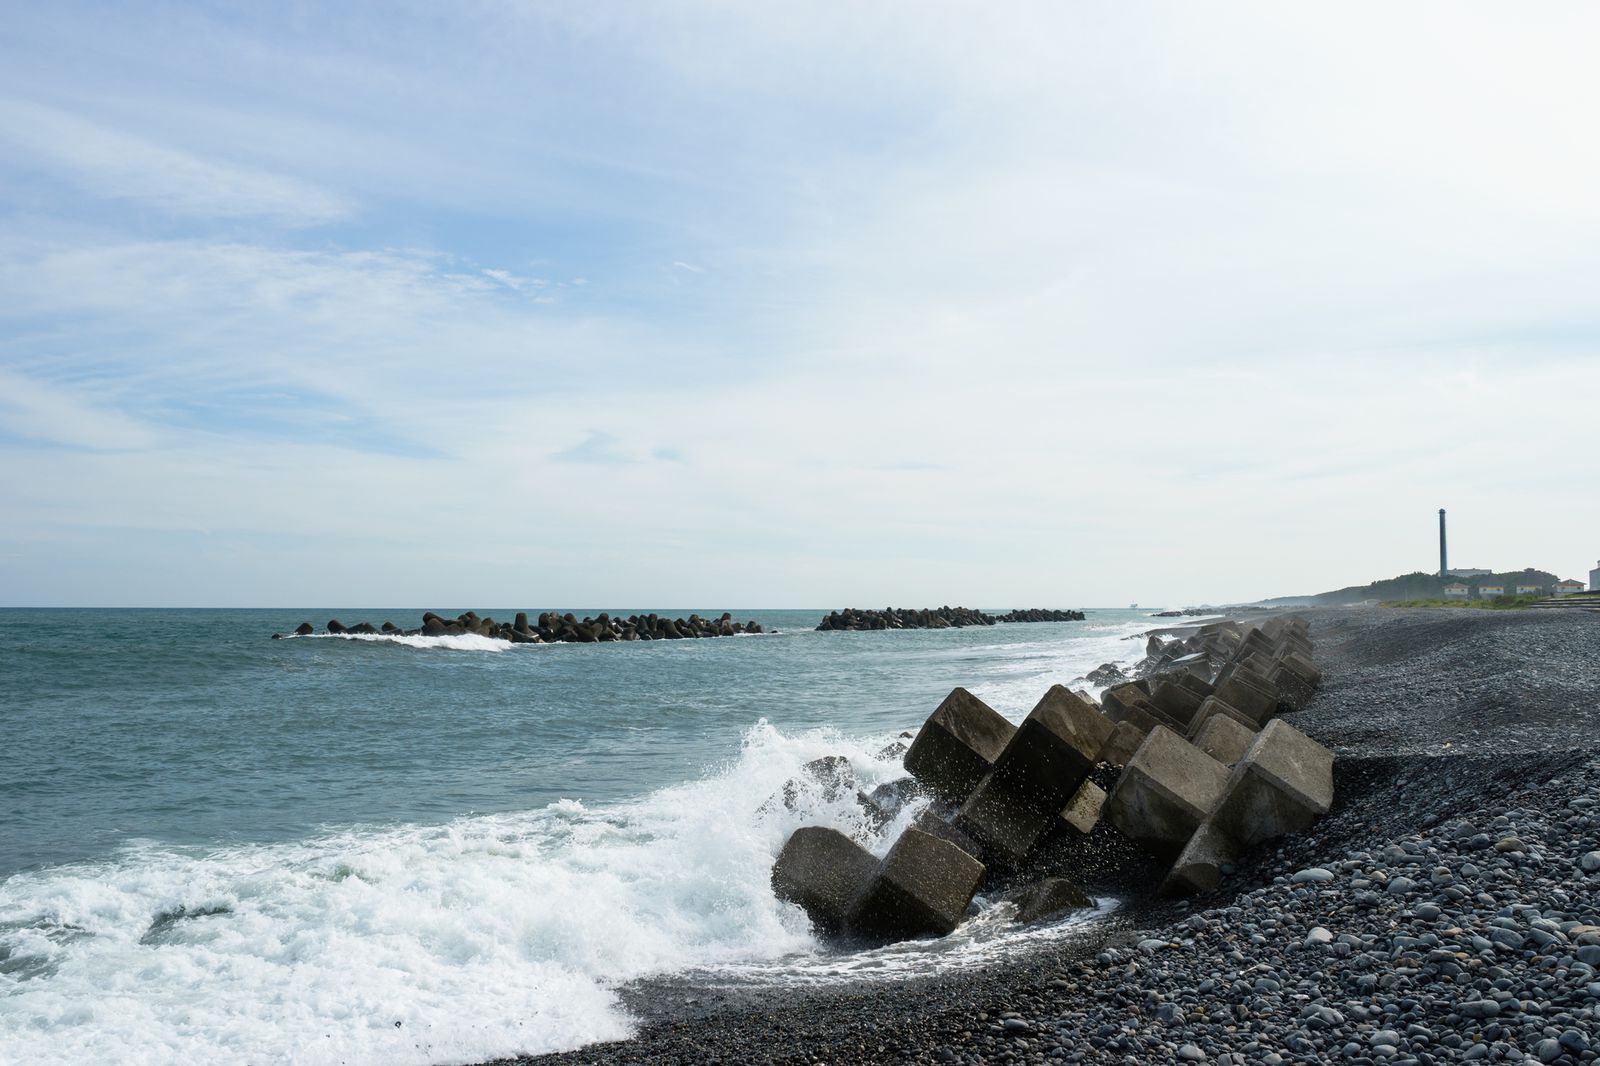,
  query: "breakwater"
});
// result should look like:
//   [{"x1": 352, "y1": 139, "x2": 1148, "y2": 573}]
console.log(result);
[
  {"x1": 773, "y1": 614, "x2": 1329, "y2": 940},
  {"x1": 815, "y1": 606, "x2": 1085, "y2": 631},
  {"x1": 275, "y1": 609, "x2": 765, "y2": 643}
]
